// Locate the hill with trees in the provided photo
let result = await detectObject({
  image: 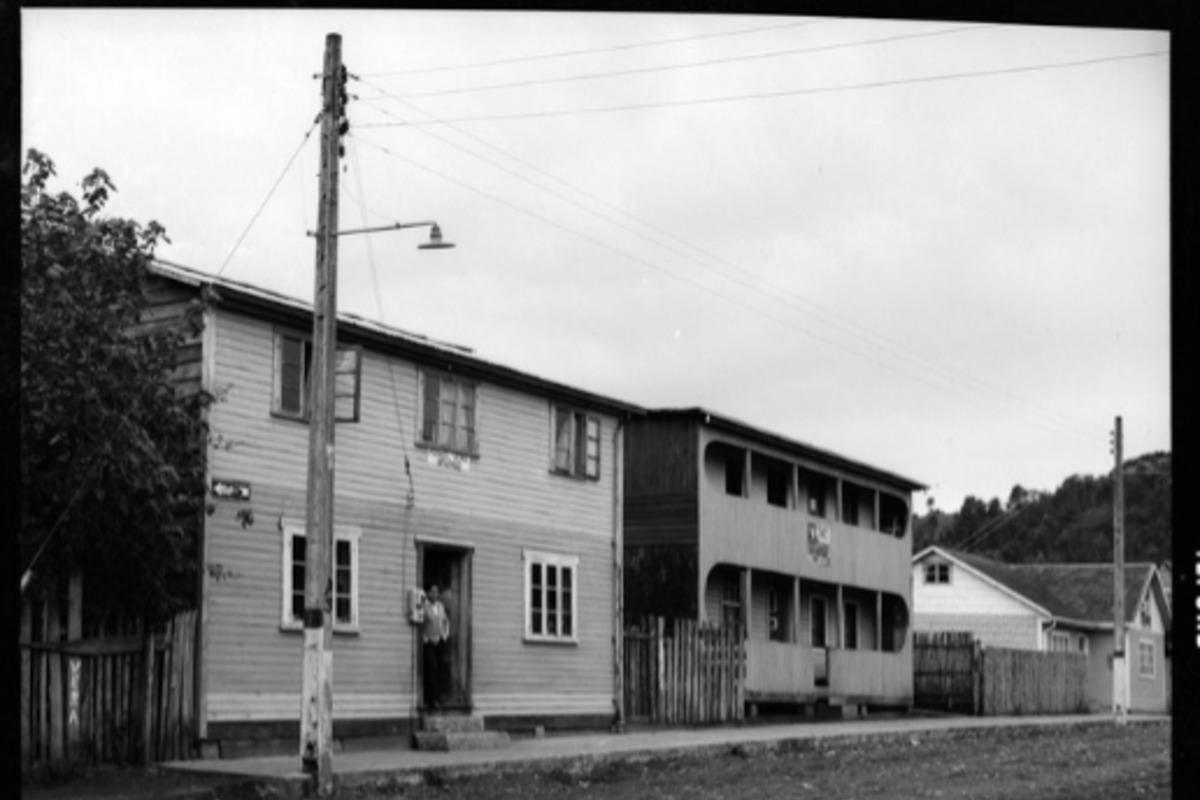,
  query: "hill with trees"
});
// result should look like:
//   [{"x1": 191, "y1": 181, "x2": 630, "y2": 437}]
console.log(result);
[{"x1": 912, "y1": 451, "x2": 1171, "y2": 566}]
